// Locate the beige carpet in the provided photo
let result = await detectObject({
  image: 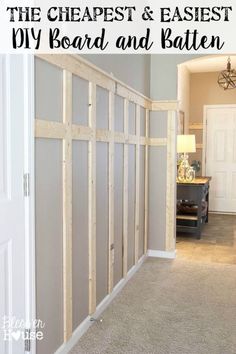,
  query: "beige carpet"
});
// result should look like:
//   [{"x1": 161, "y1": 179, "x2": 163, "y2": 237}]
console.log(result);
[{"x1": 70, "y1": 258, "x2": 236, "y2": 354}]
